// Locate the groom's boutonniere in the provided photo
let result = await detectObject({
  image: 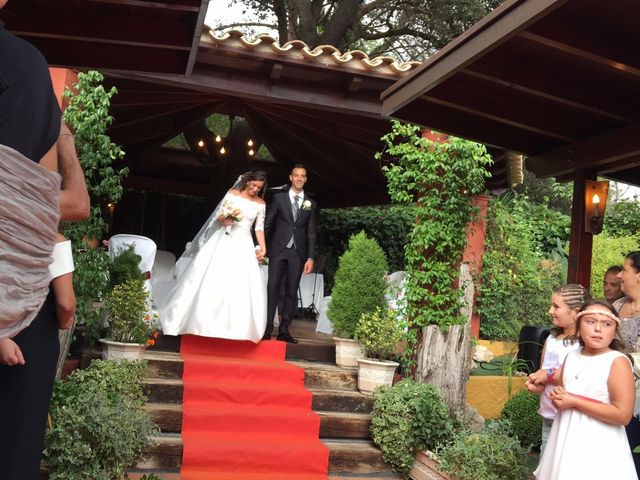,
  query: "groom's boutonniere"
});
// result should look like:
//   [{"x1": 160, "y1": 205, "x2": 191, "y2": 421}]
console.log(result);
[{"x1": 302, "y1": 200, "x2": 312, "y2": 210}]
